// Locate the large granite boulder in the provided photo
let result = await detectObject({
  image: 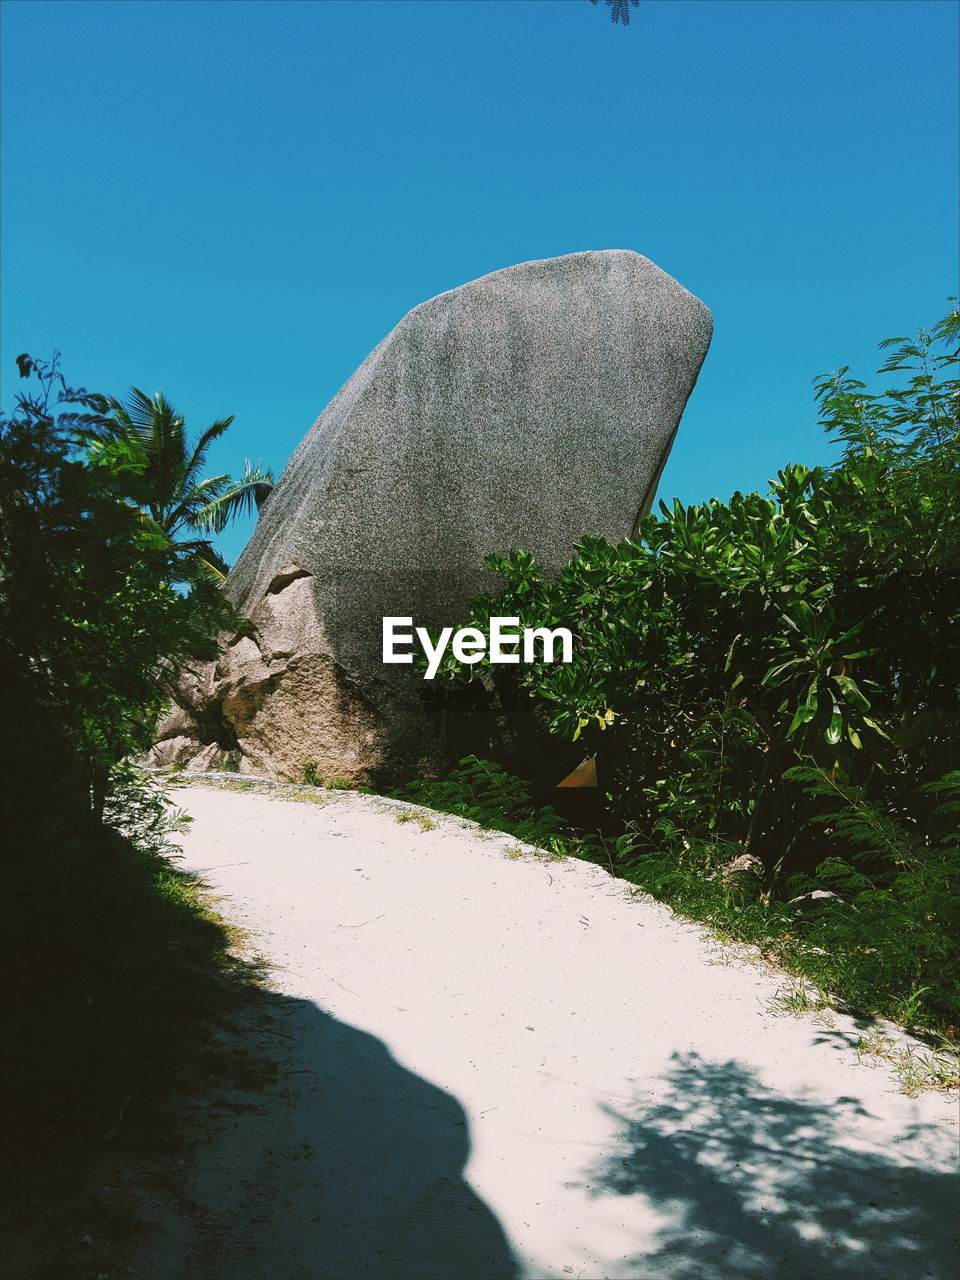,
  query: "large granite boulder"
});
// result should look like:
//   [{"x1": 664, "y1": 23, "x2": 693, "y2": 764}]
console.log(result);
[{"x1": 150, "y1": 250, "x2": 712, "y2": 783}]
